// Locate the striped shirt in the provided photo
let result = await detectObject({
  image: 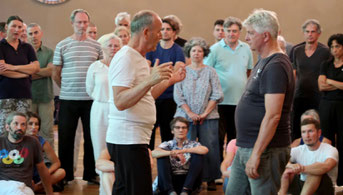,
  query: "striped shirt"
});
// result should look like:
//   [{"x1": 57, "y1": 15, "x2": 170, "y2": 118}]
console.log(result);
[{"x1": 53, "y1": 37, "x2": 103, "y2": 100}]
